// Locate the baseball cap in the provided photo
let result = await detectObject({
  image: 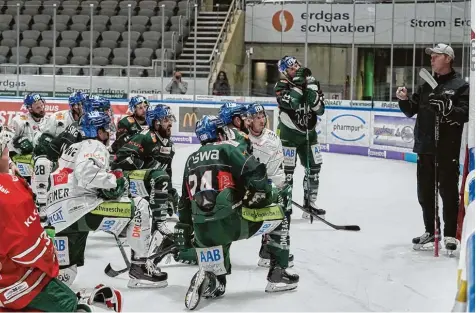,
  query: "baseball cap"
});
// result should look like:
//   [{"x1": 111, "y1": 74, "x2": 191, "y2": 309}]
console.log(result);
[{"x1": 425, "y1": 43, "x2": 455, "y2": 59}]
